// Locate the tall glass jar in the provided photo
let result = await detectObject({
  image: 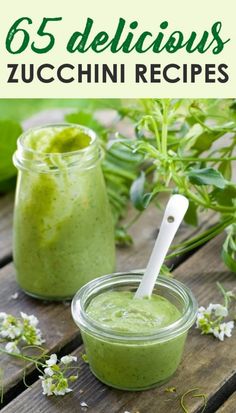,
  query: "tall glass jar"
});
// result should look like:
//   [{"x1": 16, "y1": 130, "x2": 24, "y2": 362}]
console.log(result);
[{"x1": 13, "y1": 123, "x2": 116, "y2": 300}]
